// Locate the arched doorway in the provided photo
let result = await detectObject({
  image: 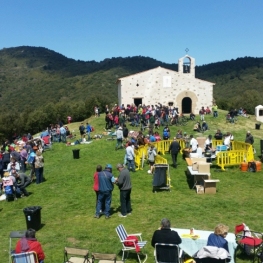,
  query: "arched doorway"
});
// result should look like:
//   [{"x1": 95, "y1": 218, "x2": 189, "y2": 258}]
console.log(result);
[{"x1": 182, "y1": 97, "x2": 192, "y2": 113}]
